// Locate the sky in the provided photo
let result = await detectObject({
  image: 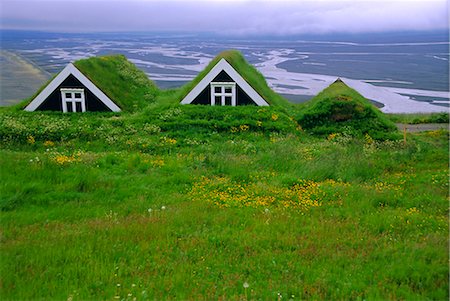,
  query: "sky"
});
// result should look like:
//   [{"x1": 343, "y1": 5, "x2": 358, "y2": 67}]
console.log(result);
[{"x1": 0, "y1": 0, "x2": 448, "y2": 35}]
